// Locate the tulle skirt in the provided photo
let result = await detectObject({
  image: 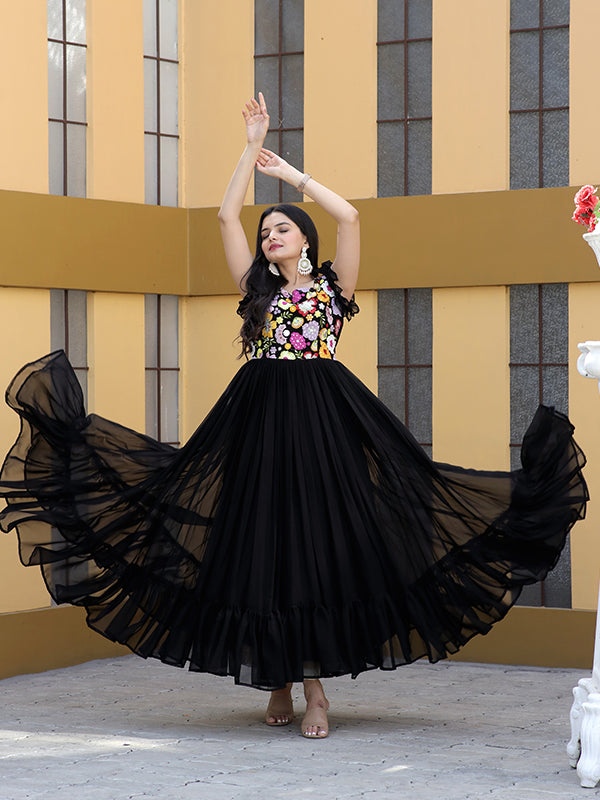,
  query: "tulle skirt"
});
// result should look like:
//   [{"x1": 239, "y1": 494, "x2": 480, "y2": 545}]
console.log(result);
[{"x1": 0, "y1": 351, "x2": 588, "y2": 690}]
